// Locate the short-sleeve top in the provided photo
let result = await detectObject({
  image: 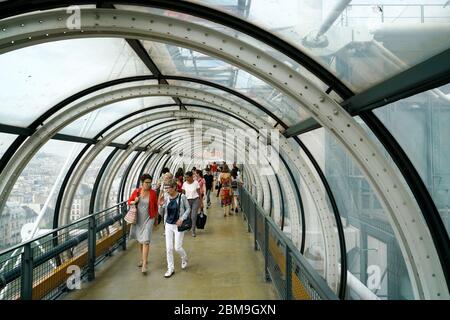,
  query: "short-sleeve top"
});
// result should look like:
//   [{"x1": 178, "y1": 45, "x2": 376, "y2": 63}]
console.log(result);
[{"x1": 182, "y1": 180, "x2": 200, "y2": 199}]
